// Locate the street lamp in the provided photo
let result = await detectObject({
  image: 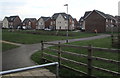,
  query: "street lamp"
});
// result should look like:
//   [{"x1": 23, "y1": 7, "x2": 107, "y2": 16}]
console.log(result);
[{"x1": 64, "y1": 4, "x2": 69, "y2": 43}]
